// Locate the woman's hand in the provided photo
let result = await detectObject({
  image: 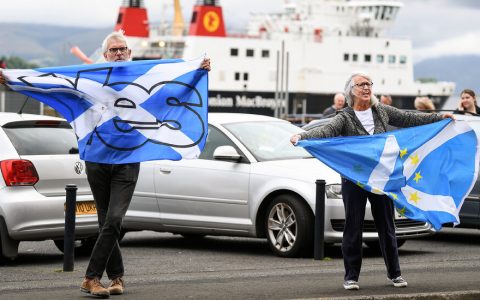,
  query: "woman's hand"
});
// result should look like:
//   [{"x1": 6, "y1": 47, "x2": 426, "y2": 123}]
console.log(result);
[
  {"x1": 441, "y1": 113, "x2": 455, "y2": 120},
  {"x1": 200, "y1": 58, "x2": 211, "y2": 71},
  {"x1": 290, "y1": 134, "x2": 301, "y2": 145}
]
